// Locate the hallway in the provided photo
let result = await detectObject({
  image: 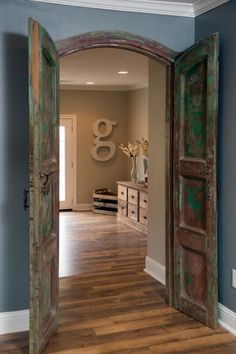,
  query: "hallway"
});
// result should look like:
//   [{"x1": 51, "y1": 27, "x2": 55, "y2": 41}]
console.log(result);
[{"x1": 1, "y1": 212, "x2": 236, "y2": 353}]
